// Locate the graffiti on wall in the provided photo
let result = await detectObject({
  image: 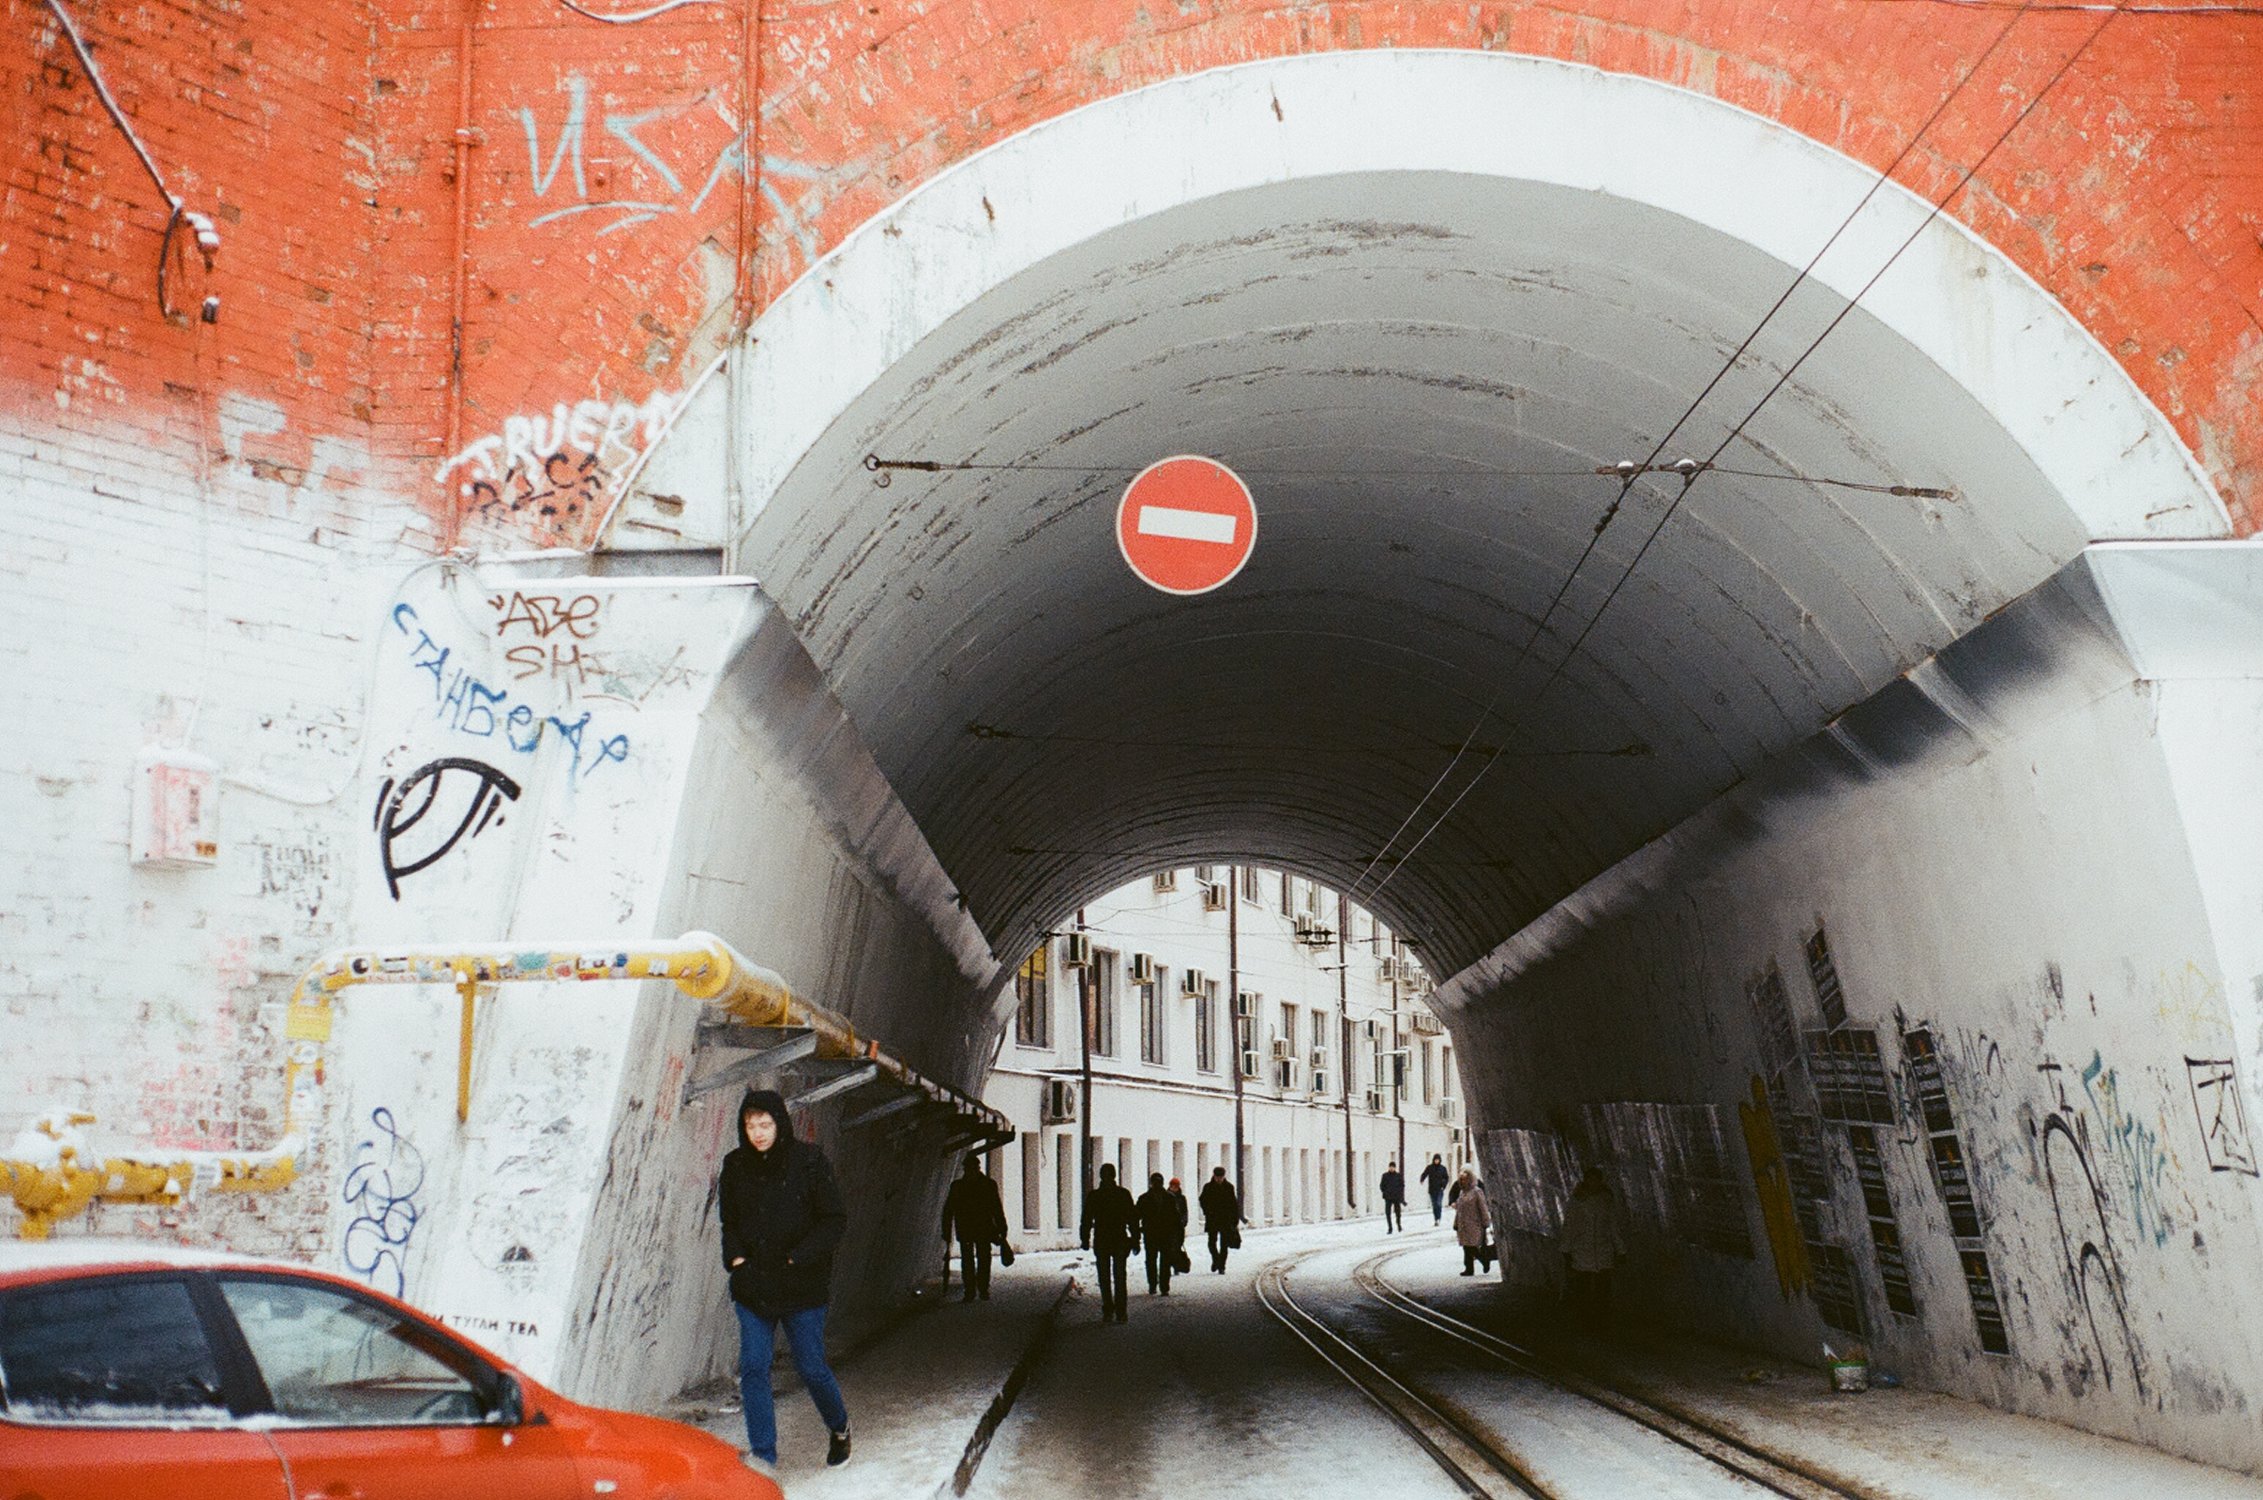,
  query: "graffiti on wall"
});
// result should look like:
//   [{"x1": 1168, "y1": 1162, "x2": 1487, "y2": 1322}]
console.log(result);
[
  {"x1": 373, "y1": 758, "x2": 523, "y2": 900},
  {"x1": 341, "y1": 1107, "x2": 425, "y2": 1299},
  {"x1": 2184, "y1": 1057, "x2": 2259, "y2": 1176},
  {"x1": 2029, "y1": 1055, "x2": 2149, "y2": 1395},
  {"x1": 391, "y1": 602, "x2": 632, "y2": 779},
  {"x1": 436, "y1": 390, "x2": 678, "y2": 530}
]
